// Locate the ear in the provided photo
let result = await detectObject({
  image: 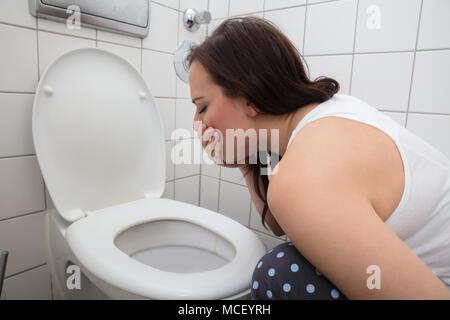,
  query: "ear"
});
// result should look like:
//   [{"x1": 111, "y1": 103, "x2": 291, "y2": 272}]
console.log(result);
[{"x1": 245, "y1": 101, "x2": 259, "y2": 118}]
